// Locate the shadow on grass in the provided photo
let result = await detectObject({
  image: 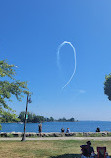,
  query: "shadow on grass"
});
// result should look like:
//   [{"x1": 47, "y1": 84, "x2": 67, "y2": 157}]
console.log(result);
[{"x1": 50, "y1": 154, "x2": 81, "y2": 158}]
